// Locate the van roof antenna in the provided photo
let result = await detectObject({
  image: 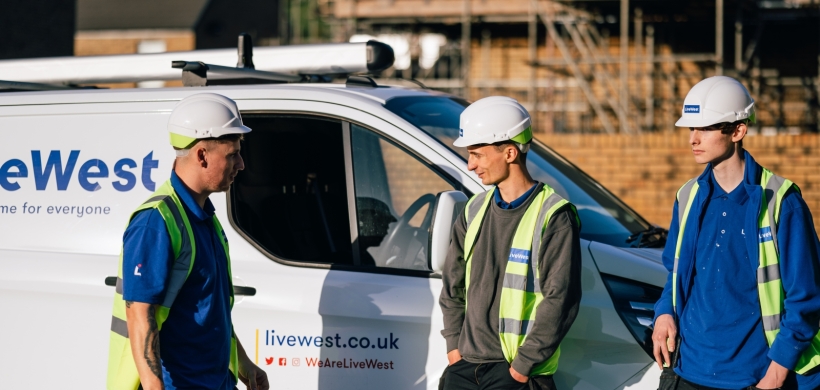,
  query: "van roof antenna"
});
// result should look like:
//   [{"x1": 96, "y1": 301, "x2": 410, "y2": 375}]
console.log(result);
[
  {"x1": 237, "y1": 33, "x2": 254, "y2": 69},
  {"x1": 174, "y1": 33, "x2": 303, "y2": 86}
]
